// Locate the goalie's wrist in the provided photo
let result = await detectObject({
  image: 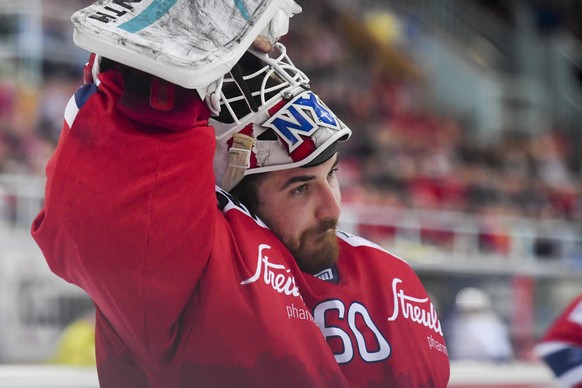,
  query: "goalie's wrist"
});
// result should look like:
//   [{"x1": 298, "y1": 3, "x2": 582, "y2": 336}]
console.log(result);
[{"x1": 105, "y1": 64, "x2": 211, "y2": 130}]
